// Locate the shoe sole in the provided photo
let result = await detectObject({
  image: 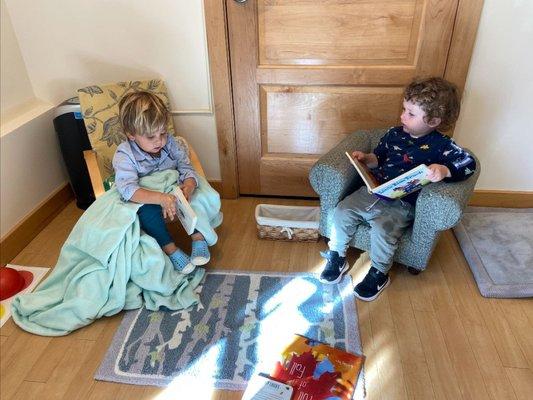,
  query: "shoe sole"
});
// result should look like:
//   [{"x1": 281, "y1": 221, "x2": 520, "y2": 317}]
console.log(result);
[
  {"x1": 319, "y1": 260, "x2": 349, "y2": 285},
  {"x1": 191, "y1": 256, "x2": 210, "y2": 266},
  {"x1": 353, "y1": 276, "x2": 390, "y2": 302},
  {"x1": 177, "y1": 263, "x2": 196, "y2": 275}
]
